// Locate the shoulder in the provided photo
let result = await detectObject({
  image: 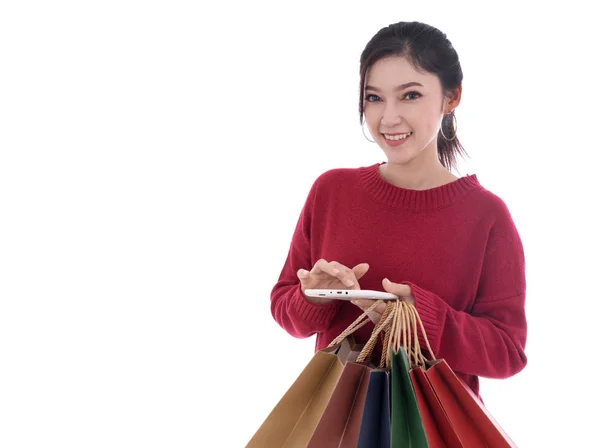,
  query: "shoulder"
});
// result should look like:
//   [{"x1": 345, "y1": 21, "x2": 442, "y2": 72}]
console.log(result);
[
  {"x1": 465, "y1": 176, "x2": 521, "y2": 239},
  {"x1": 307, "y1": 164, "x2": 374, "y2": 195},
  {"x1": 465, "y1": 176, "x2": 514, "y2": 220},
  {"x1": 313, "y1": 165, "x2": 367, "y2": 186}
]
